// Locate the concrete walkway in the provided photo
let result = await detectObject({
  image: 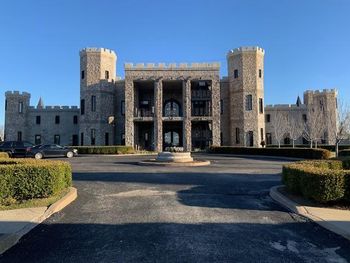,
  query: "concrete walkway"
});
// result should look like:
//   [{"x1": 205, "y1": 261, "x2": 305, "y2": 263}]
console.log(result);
[
  {"x1": 0, "y1": 187, "x2": 77, "y2": 254},
  {"x1": 270, "y1": 186, "x2": 350, "y2": 241}
]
